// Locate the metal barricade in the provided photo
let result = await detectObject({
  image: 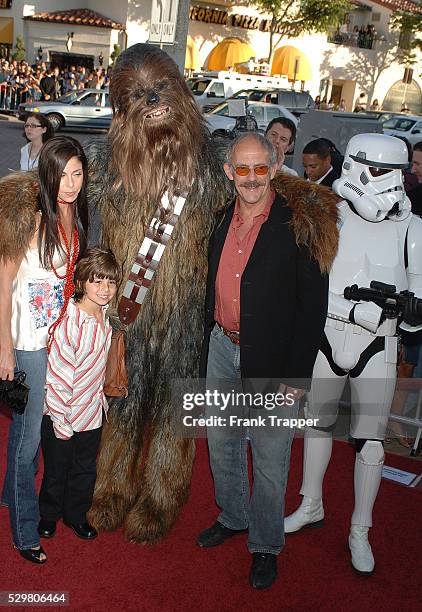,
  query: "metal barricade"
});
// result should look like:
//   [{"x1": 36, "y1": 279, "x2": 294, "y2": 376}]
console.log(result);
[{"x1": 0, "y1": 85, "x2": 38, "y2": 112}]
